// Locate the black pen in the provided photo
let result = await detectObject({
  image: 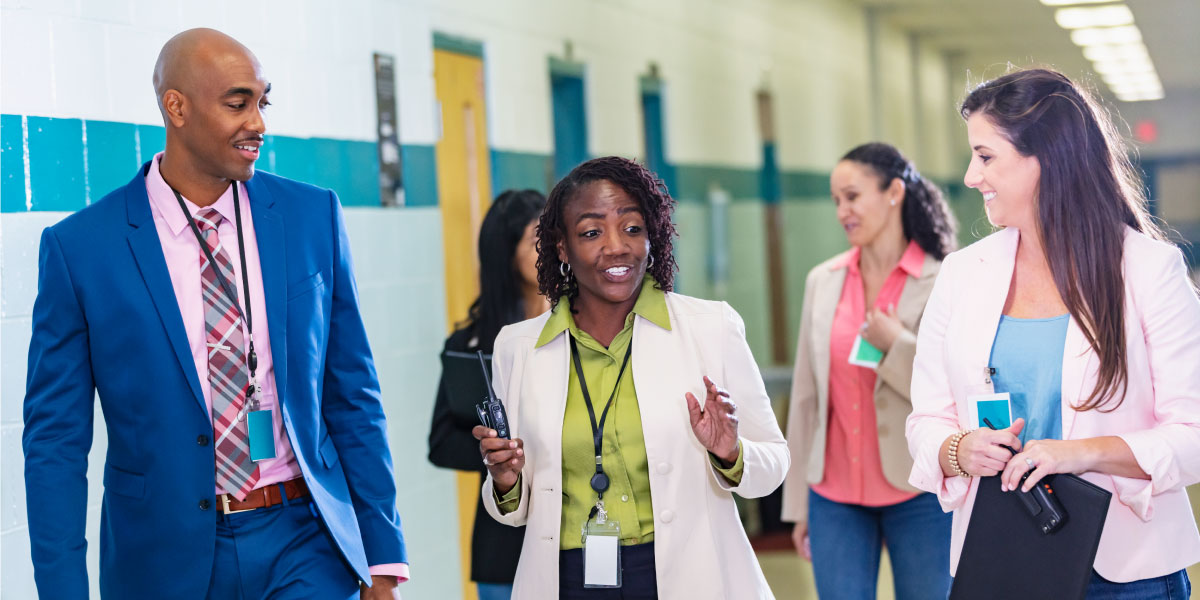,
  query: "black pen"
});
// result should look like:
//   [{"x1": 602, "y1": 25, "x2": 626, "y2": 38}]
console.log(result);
[{"x1": 982, "y1": 418, "x2": 1019, "y2": 456}]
